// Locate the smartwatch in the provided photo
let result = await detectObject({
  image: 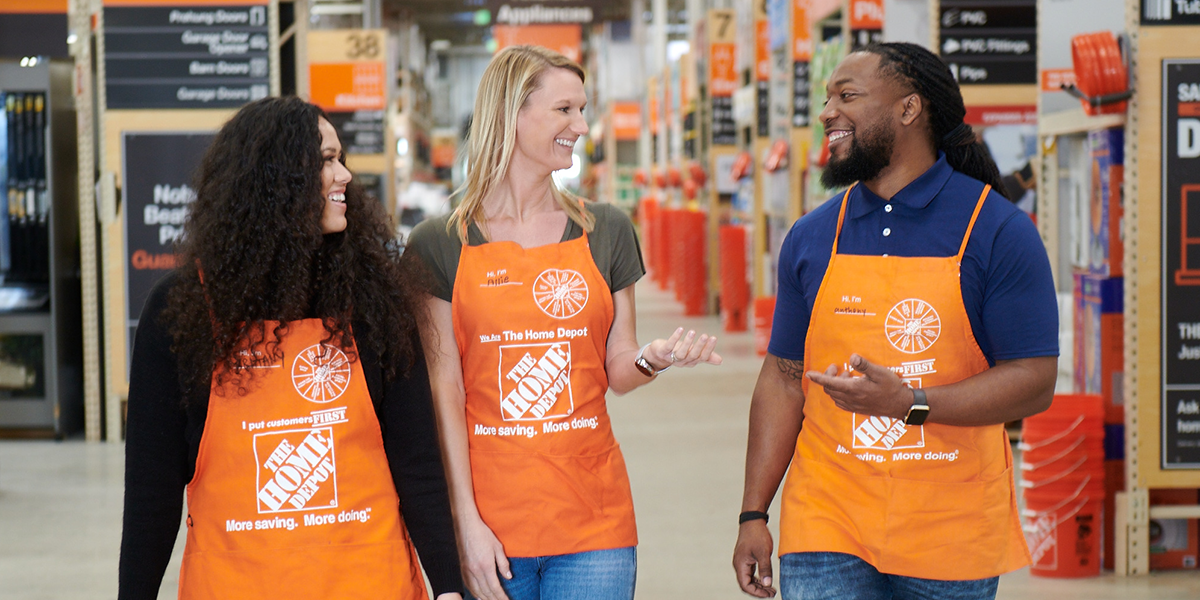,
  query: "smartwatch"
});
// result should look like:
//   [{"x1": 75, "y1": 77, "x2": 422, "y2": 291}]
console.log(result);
[
  {"x1": 634, "y1": 344, "x2": 670, "y2": 377},
  {"x1": 904, "y1": 388, "x2": 929, "y2": 426}
]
